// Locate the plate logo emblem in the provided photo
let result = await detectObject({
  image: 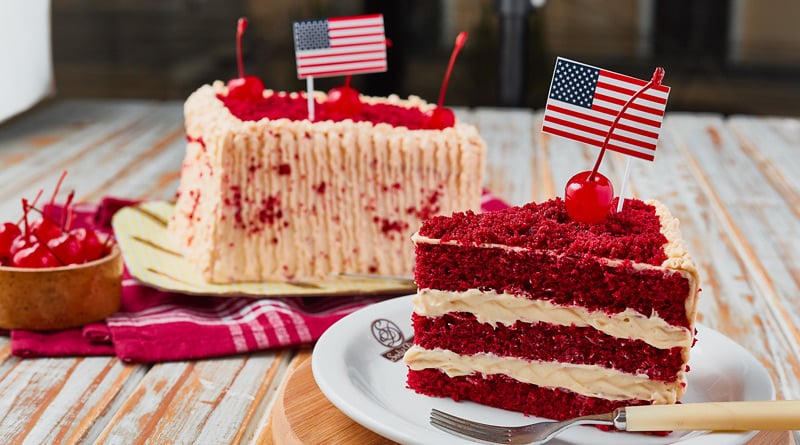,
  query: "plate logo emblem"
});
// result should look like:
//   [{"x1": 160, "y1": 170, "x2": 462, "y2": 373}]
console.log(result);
[{"x1": 371, "y1": 318, "x2": 413, "y2": 362}]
